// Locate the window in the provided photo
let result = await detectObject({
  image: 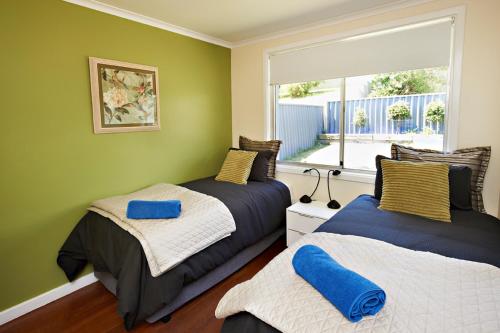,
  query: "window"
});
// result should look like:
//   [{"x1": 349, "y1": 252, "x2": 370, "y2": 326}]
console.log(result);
[
  {"x1": 276, "y1": 78, "x2": 342, "y2": 166},
  {"x1": 270, "y1": 18, "x2": 455, "y2": 171},
  {"x1": 275, "y1": 67, "x2": 449, "y2": 170}
]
